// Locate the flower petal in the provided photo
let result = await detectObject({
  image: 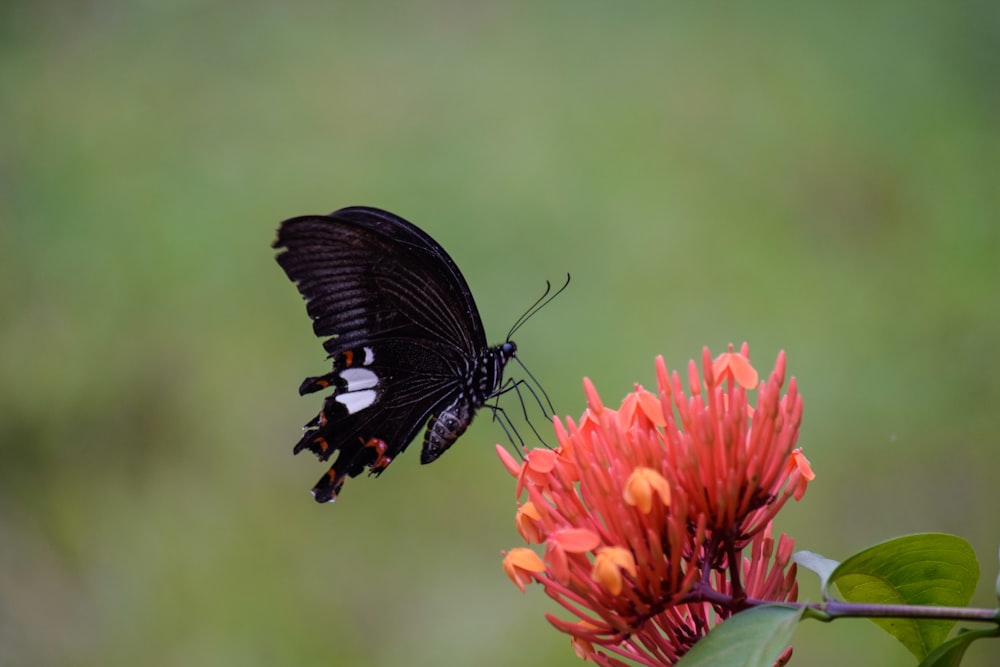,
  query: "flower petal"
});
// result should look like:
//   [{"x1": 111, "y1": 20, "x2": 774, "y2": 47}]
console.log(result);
[
  {"x1": 526, "y1": 448, "x2": 557, "y2": 474},
  {"x1": 592, "y1": 546, "x2": 637, "y2": 595},
  {"x1": 787, "y1": 449, "x2": 813, "y2": 501},
  {"x1": 790, "y1": 448, "x2": 814, "y2": 480},
  {"x1": 516, "y1": 501, "x2": 545, "y2": 543},
  {"x1": 713, "y1": 351, "x2": 759, "y2": 389},
  {"x1": 502, "y1": 548, "x2": 546, "y2": 593},
  {"x1": 550, "y1": 528, "x2": 601, "y2": 553},
  {"x1": 637, "y1": 387, "x2": 667, "y2": 427},
  {"x1": 571, "y1": 635, "x2": 596, "y2": 661},
  {"x1": 623, "y1": 467, "x2": 671, "y2": 514}
]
